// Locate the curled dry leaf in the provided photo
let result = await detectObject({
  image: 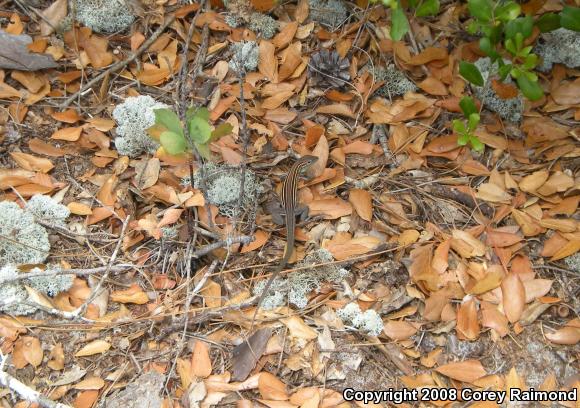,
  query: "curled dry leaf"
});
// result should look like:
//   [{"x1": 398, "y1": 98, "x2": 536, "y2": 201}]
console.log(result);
[
  {"x1": 10, "y1": 152, "x2": 54, "y2": 173},
  {"x1": 481, "y1": 307, "x2": 509, "y2": 337},
  {"x1": 544, "y1": 326, "x2": 580, "y2": 345},
  {"x1": 435, "y1": 359, "x2": 487, "y2": 383},
  {"x1": 451, "y1": 230, "x2": 486, "y2": 258},
  {"x1": 75, "y1": 339, "x2": 111, "y2": 357},
  {"x1": 456, "y1": 297, "x2": 480, "y2": 341},
  {"x1": 501, "y1": 273, "x2": 525, "y2": 323},
  {"x1": 348, "y1": 188, "x2": 373, "y2": 221},
  {"x1": 258, "y1": 372, "x2": 288, "y2": 401},
  {"x1": 74, "y1": 376, "x2": 105, "y2": 390},
  {"x1": 241, "y1": 229, "x2": 269, "y2": 253},
  {"x1": 51, "y1": 126, "x2": 83, "y2": 141},
  {"x1": 281, "y1": 316, "x2": 318, "y2": 340},
  {"x1": 519, "y1": 170, "x2": 549, "y2": 193},
  {"x1": 325, "y1": 235, "x2": 382, "y2": 261},
  {"x1": 110, "y1": 284, "x2": 149, "y2": 305},
  {"x1": 20, "y1": 336, "x2": 43, "y2": 367}
]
